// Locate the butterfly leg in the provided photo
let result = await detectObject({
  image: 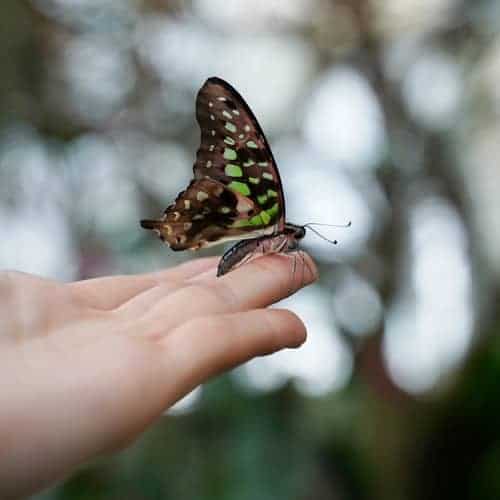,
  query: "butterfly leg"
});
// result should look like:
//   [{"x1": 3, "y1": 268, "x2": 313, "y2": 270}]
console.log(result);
[
  {"x1": 299, "y1": 249, "x2": 306, "y2": 289},
  {"x1": 287, "y1": 246, "x2": 313, "y2": 291},
  {"x1": 286, "y1": 245, "x2": 303, "y2": 291},
  {"x1": 302, "y1": 250, "x2": 314, "y2": 285},
  {"x1": 269, "y1": 237, "x2": 295, "y2": 294},
  {"x1": 295, "y1": 248, "x2": 313, "y2": 289},
  {"x1": 290, "y1": 251, "x2": 298, "y2": 295}
]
